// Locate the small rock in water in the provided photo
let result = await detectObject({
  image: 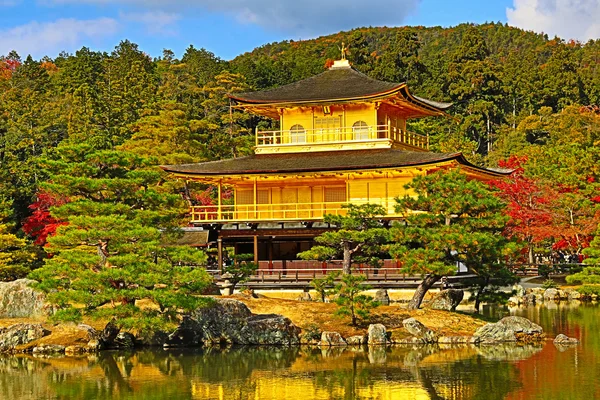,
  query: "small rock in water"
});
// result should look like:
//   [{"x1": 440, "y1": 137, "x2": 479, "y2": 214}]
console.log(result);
[
  {"x1": 346, "y1": 335, "x2": 367, "y2": 345},
  {"x1": 543, "y1": 288, "x2": 559, "y2": 301},
  {"x1": 65, "y1": 345, "x2": 86, "y2": 355},
  {"x1": 32, "y1": 344, "x2": 66, "y2": 354},
  {"x1": 367, "y1": 324, "x2": 387, "y2": 345},
  {"x1": 437, "y1": 336, "x2": 471, "y2": 344},
  {"x1": 320, "y1": 331, "x2": 347, "y2": 347},
  {"x1": 402, "y1": 318, "x2": 438, "y2": 343},
  {"x1": 553, "y1": 334, "x2": 579, "y2": 345}
]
